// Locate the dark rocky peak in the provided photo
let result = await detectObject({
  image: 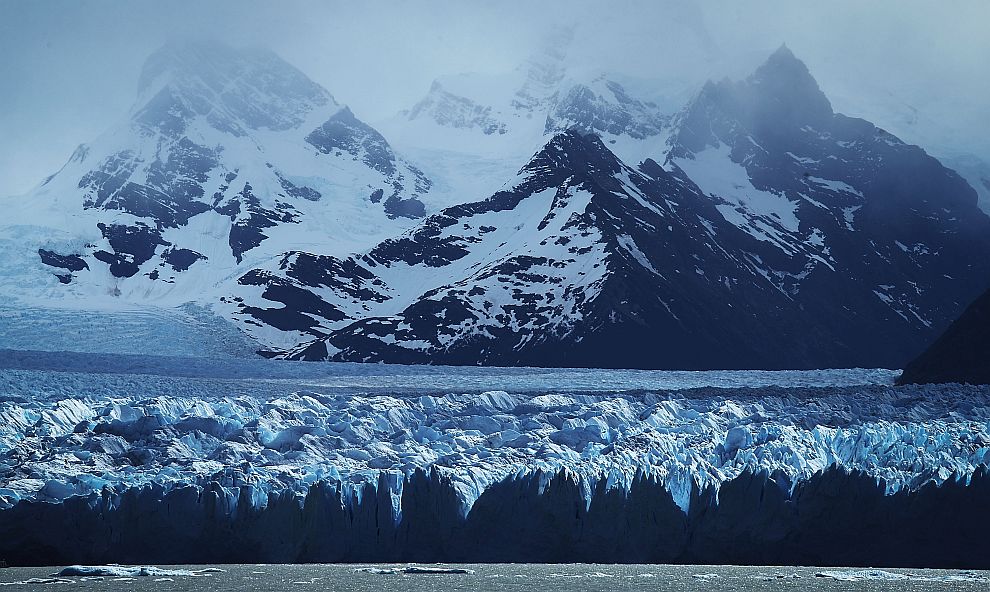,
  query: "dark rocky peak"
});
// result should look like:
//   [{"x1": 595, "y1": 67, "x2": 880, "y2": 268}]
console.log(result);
[
  {"x1": 306, "y1": 106, "x2": 396, "y2": 176},
  {"x1": 355, "y1": 130, "x2": 632, "y2": 270},
  {"x1": 741, "y1": 44, "x2": 833, "y2": 130},
  {"x1": 463, "y1": 128, "x2": 639, "y2": 216},
  {"x1": 520, "y1": 128, "x2": 625, "y2": 183},
  {"x1": 670, "y1": 46, "x2": 833, "y2": 157},
  {"x1": 133, "y1": 40, "x2": 334, "y2": 136}
]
